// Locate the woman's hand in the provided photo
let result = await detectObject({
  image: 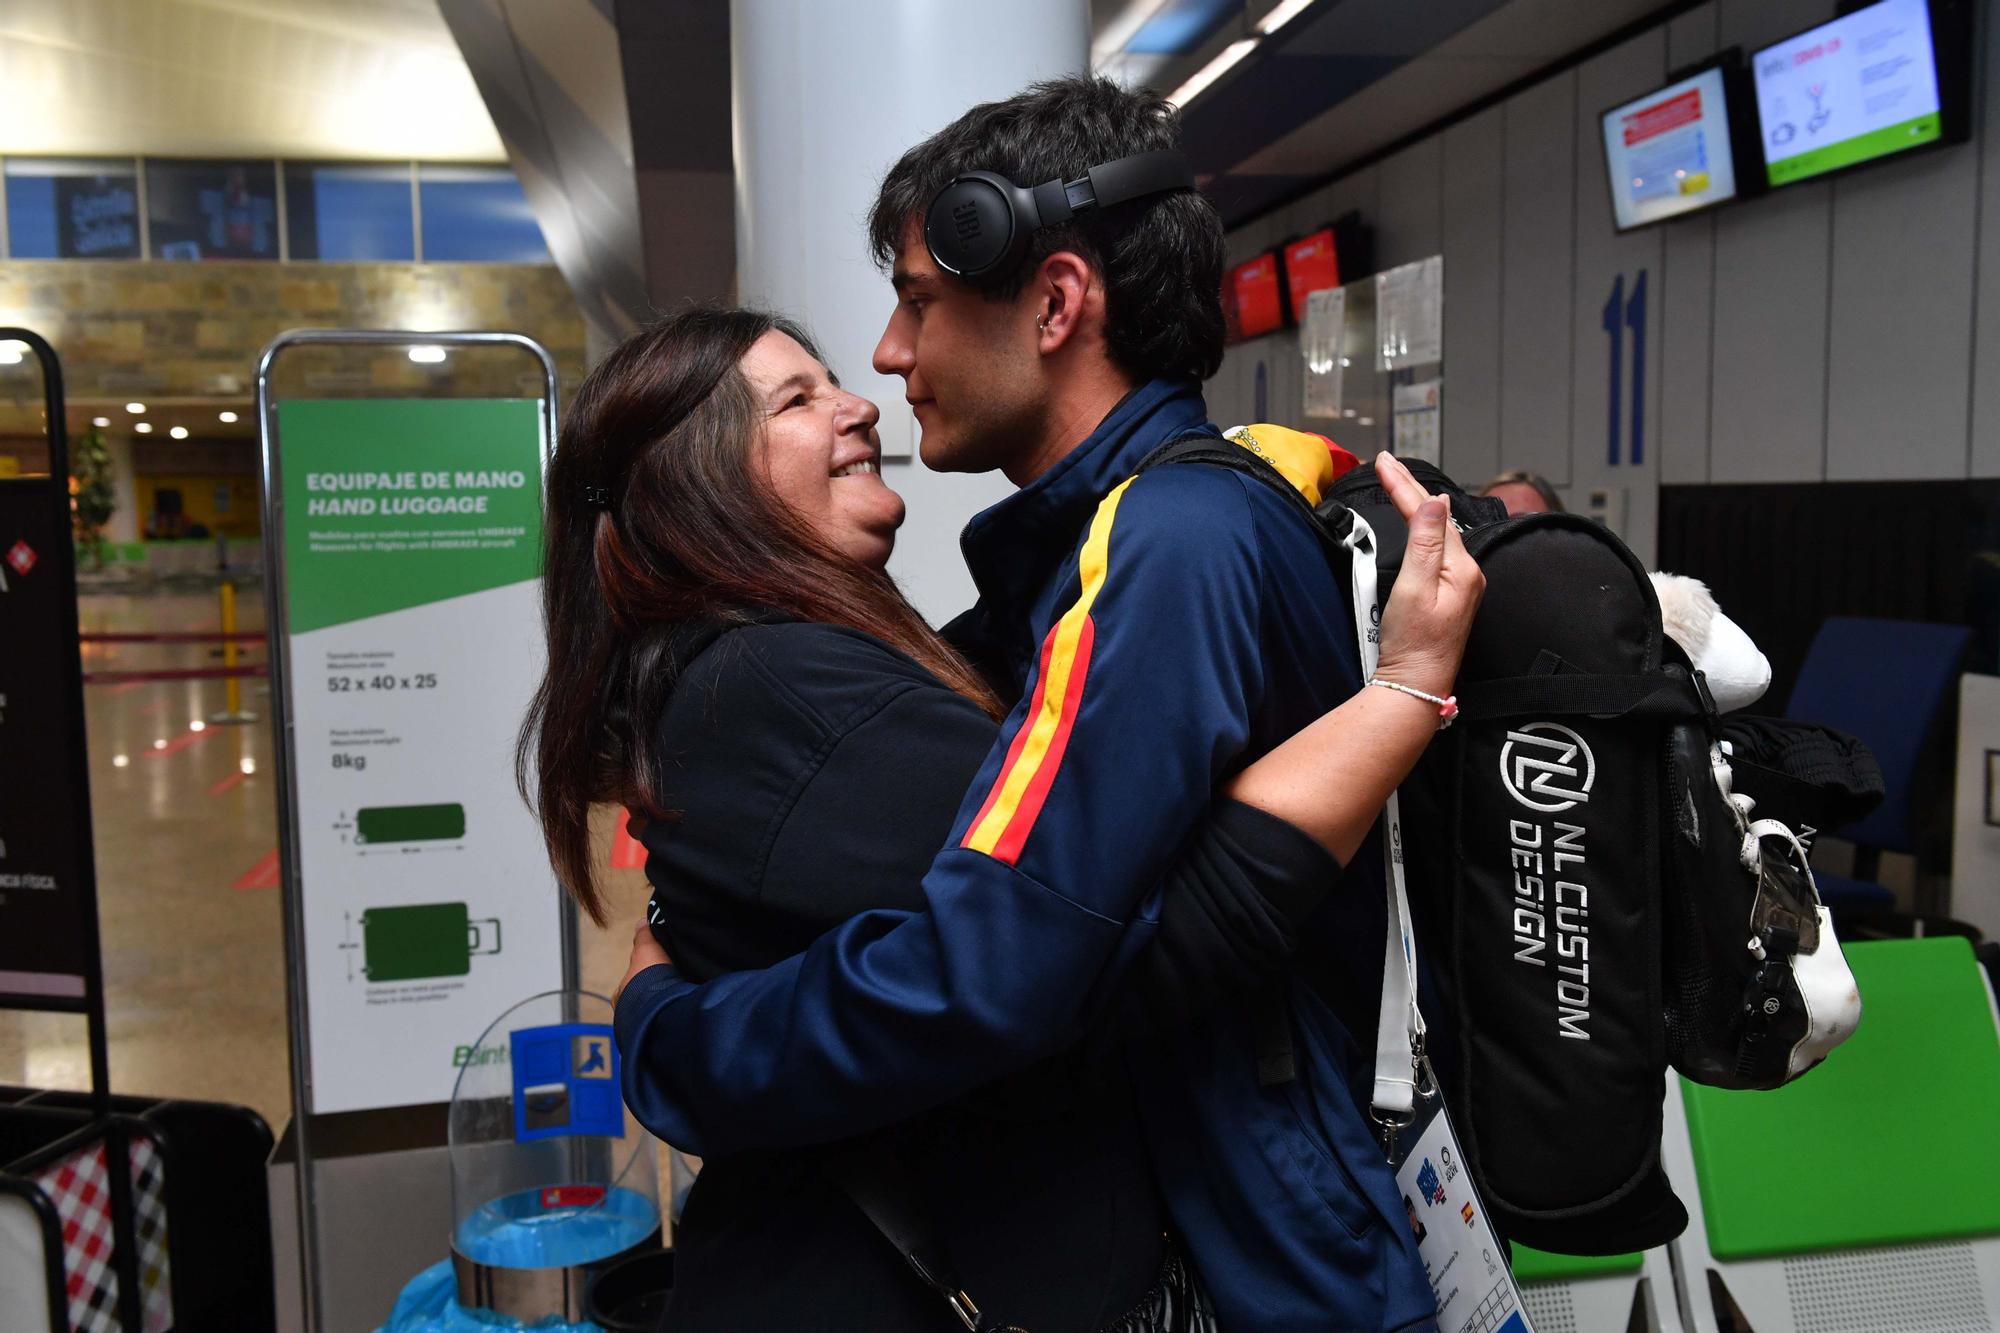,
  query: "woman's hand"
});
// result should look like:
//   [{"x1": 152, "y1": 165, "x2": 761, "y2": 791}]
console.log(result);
[
  {"x1": 616, "y1": 918, "x2": 672, "y2": 1007},
  {"x1": 1218, "y1": 453, "x2": 1485, "y2": 860},
  {"x1": 1371, "y1": 452, "x2": 1485, "y2": 700}
]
